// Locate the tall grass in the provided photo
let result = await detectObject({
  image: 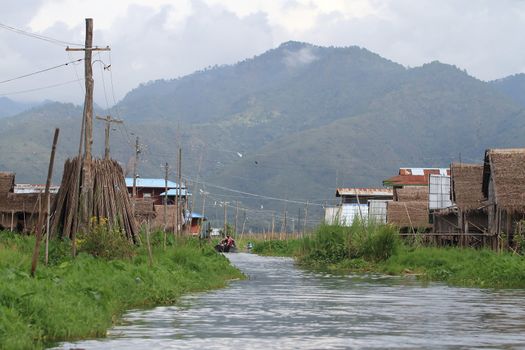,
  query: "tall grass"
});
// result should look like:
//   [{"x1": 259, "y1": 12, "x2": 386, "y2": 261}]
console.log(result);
[
  {"x1": 0, "y1": 231, "x2": 243, "y2": 349},
  {"x1": 250, "y1": 223, "x2": 525, "y2": 289},
  {"x1": 299, "y1": 222, "x2": 400, "y2": 266}
]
